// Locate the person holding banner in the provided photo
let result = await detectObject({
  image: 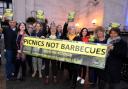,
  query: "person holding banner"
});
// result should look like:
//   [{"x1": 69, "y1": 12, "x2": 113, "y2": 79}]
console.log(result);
[
  {"x1": 63, "y1": 24, "x2": 78, "y2": 89},
  {"x1": 56, "y1": 25, "x2": 63, "y2": 70},
  {"x1": 76, "y1": 28, "x2": 90, "y2": 85},
  {"x1": 91, "y1": 26, "x2": 107, "y2": 88},
  {"x1": 31, "y1": 22, "x2": 46, "y2": 78},
  {"x1": 25, "y1": 24, "x2": 34, "y2": 74},
  {"x1": 44, "y1": 25, "x2": 58, "y2": 84},
  {"x1": 102, "y1": 28, "x2": 127, "y2": 89},
  {"x1": 14, "y1": 22, "x2": 29, "y2": 81}
]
